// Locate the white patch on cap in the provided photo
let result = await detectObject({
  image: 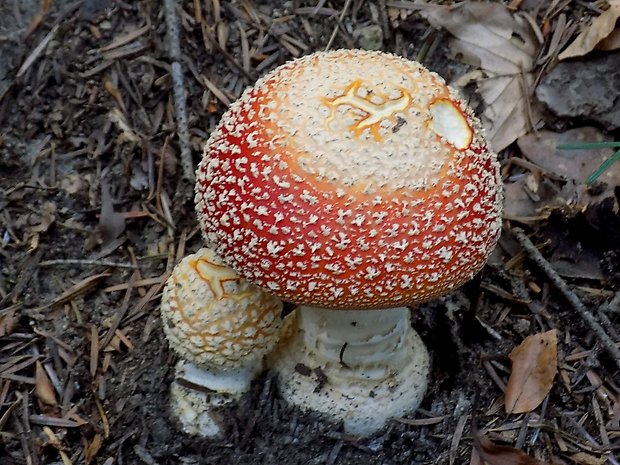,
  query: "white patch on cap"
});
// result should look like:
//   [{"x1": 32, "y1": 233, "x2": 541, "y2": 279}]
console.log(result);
[{"x1": 429, "y1": 100, "x2": 473, "y2": 150}]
